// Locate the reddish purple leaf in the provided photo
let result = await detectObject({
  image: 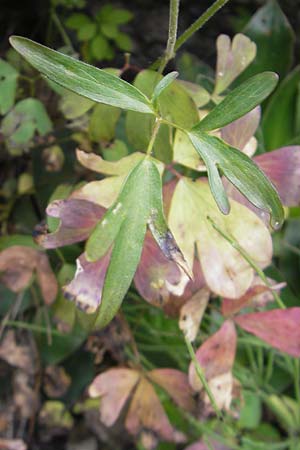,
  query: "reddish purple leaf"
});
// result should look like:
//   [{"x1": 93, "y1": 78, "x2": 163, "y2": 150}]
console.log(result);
[
  {"x1": 221, "y1": 107, "x2": 260, "y2": 152},
  {"x1": 63, "y1": 250, "x2": 110, "y2": 313},
  {"x1": 235, "y1": 308, "x2": 300, "y2": 357},
  {"x1": 35, "y1": 199, "x2": 104, "y2": 249},
  {"x1": 255, "y1": 146, "x2": 300, "y2": 206},
  {"x1": 185, "y1": 440, "x2": 230, "y2": 450},
  {"x1": 189, "y1": 320, "x2": 237, "y2": 391},
  {"x1": 134, "y1": 231, "x2": 188, "y2": 308}
]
